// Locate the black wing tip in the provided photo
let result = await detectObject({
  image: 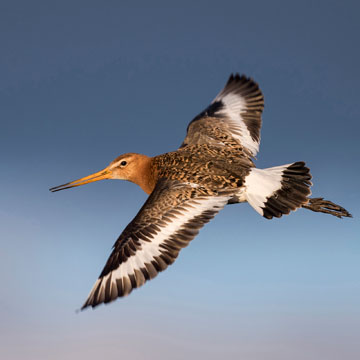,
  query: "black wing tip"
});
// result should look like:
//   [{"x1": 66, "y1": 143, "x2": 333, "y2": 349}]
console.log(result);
[
  {"x1": 223, "y1": 73, "x2": 264, "y2": 106},
  {"x1": 79, "y1": 261, "x2": 160, "y2": 311},
  {"x1": 80, "y1": 301, "x2": 99, "y2": 311},
  {"x1": 226, "y1": 73, "x2": 254, "y2": 85},
  {"x1": 80, "y1": 291, "x2": 124, "y2": 311}
]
